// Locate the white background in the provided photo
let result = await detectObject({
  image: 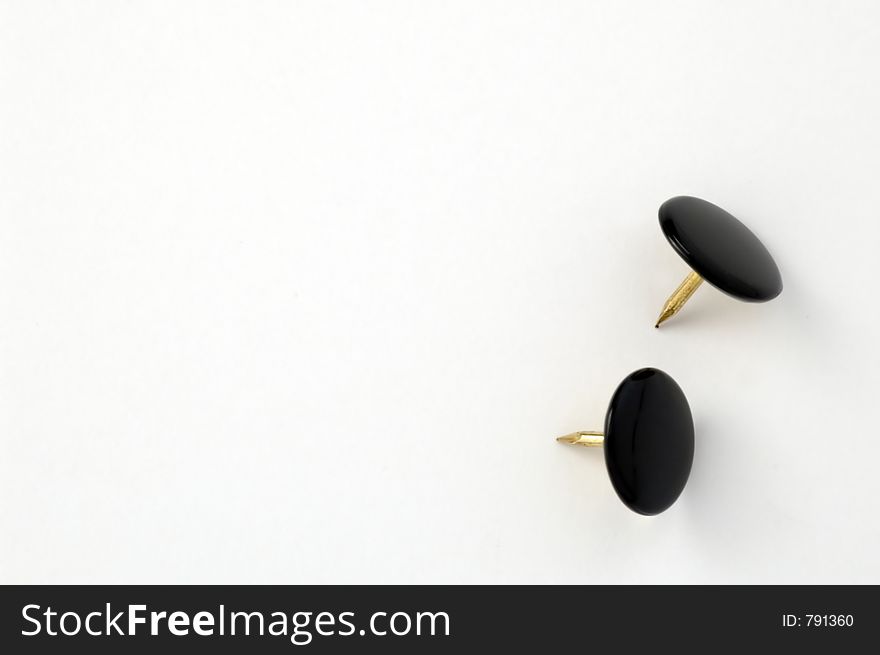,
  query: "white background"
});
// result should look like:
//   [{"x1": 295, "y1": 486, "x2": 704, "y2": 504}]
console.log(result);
[{"x1": 2, "y1": 1, "x2": 879, "y2": 584}]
